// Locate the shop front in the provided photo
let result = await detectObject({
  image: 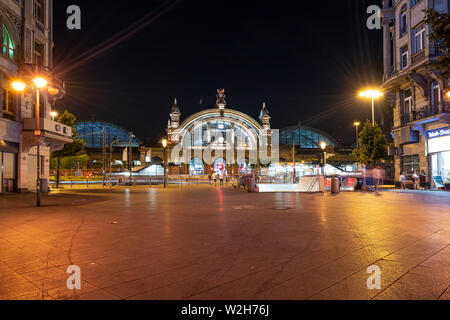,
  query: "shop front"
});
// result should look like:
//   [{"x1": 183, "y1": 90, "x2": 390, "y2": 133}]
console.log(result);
[
  {"x1": 427, "y1": 127, "x2": 450, "y2": 189},
  {"x1": 0, "y1": 140, "x2": 18, "y2": 193}
]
